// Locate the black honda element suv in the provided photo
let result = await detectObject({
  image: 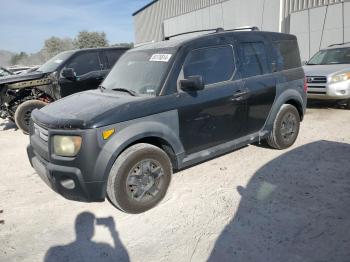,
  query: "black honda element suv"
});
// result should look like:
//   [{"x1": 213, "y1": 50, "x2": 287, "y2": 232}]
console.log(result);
[{"x1": 27, "y1": 28, "x2": 307, "y2": 214}]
